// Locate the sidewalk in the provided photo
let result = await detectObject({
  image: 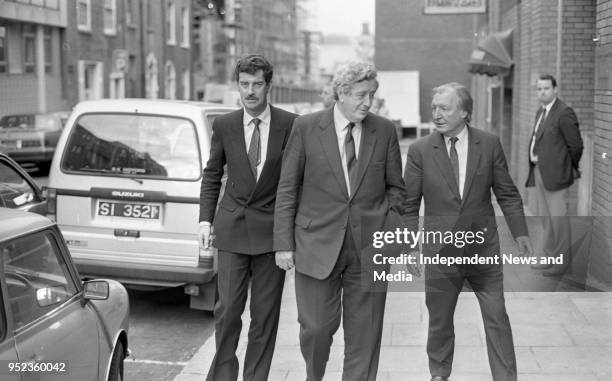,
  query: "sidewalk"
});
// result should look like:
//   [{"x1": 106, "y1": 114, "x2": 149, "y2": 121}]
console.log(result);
[{"x1": 175, "y1": 137, "x2": 612, "y2": 380}]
